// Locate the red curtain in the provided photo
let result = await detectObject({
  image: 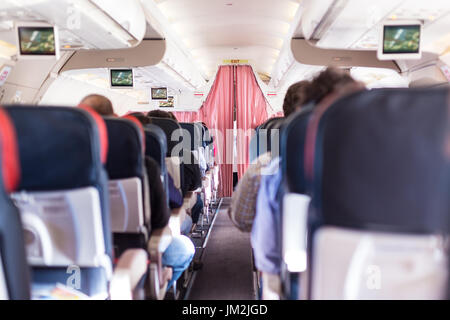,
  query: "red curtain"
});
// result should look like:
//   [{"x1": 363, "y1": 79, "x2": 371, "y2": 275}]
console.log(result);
[
  {"x1": 172, "y1": 111, "x2": 202, "y2": 123},
  {"x1": 172, "y1": 65, "x2": 273, "y2": 194},
  {"x1": 202, "y1": 65, "x2": 234, "y2": 197},
  {"x1": 174, "y1": 66, "x2": 234, "y2": 197},
  {"x1": 235, "y1": 65, "x2": 269, "y2": 179}
]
